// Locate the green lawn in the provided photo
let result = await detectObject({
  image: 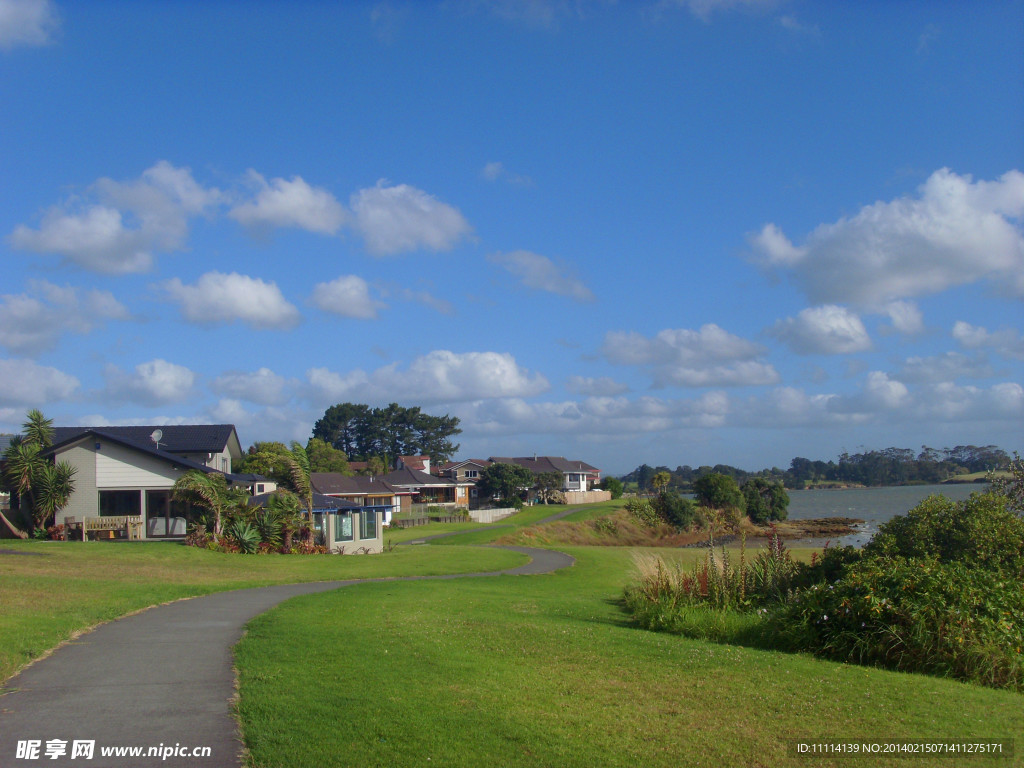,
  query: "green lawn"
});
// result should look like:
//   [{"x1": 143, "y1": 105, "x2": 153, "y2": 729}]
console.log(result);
[
  {"x1": 235, "y1": 544, "x2": 1024, "y2": 768},
  {"x1": 0, "y1": 539, "x2": 526, "y2": 682},
  {"x1": 4, "y1": 505, "x2": 1021, "y2": 768}
]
